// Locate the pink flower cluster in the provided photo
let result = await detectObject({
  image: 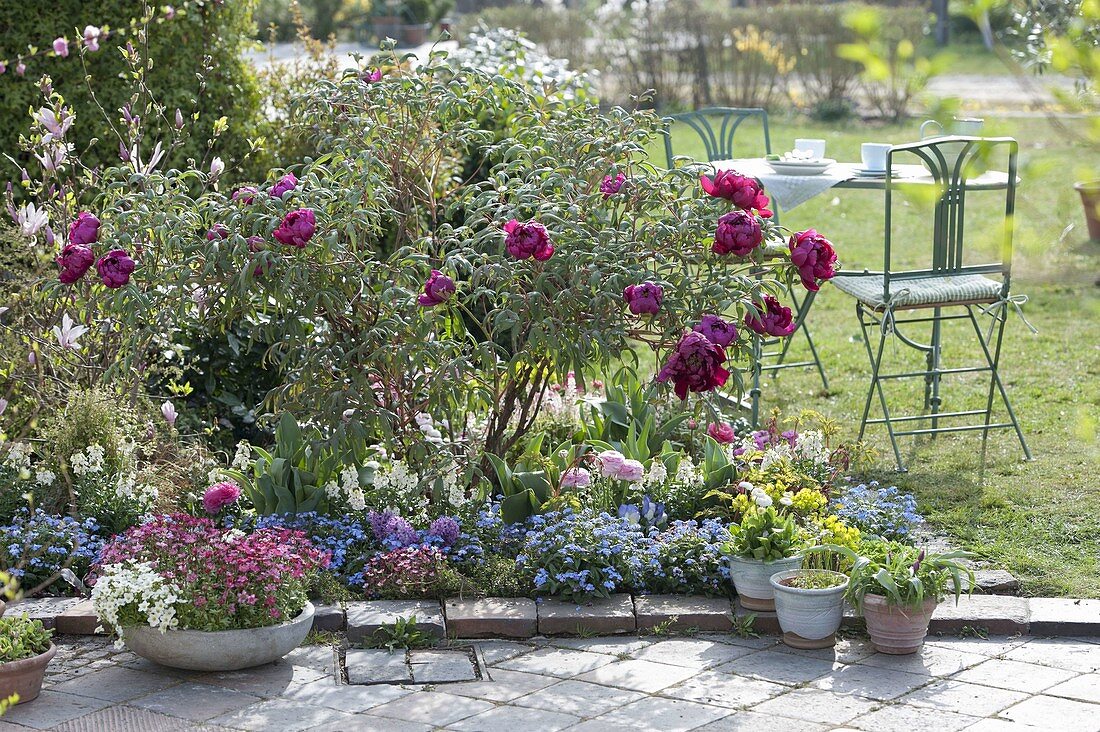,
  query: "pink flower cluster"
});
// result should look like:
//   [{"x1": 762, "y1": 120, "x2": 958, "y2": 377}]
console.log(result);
[
  {"x1": 362, "y1": 545, "x2": 445, "y2": 599},
  {"x1": 95, "y1": 514, "x2": 329, "y2": 630}
]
